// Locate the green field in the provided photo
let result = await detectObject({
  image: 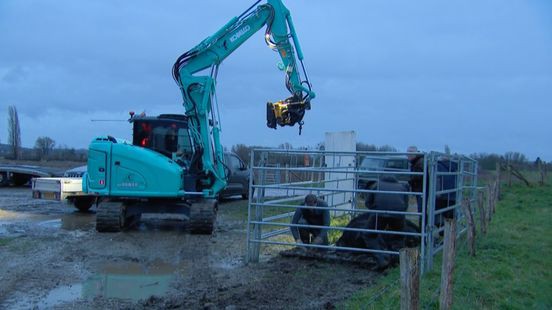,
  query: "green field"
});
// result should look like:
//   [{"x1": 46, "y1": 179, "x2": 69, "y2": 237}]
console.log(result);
[{"x1": 341, "y1": 178, "x2": 552, "y2": 309}]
